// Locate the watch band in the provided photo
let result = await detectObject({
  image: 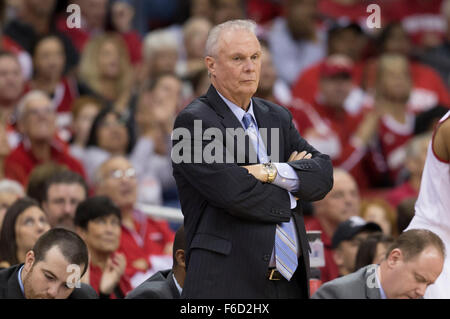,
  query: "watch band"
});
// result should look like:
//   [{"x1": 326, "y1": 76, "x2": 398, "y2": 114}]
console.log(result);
[{"x1": 263, "y1": 162, "x2": 276, "y2": 183}]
